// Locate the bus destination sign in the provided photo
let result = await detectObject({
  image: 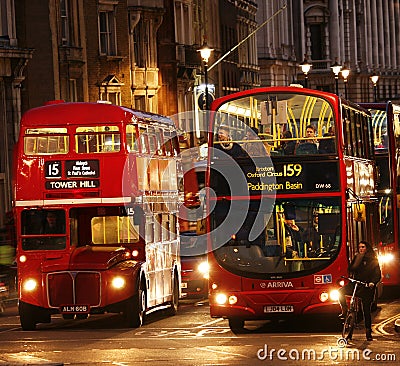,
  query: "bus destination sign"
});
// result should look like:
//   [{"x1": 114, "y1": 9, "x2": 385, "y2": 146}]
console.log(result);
[
  {"x1": 65, "y1": 160, "x2": 99, "y2": 178},
  {"x1": 245, "y1": 161, "x2": 340, "y2": 194}
]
